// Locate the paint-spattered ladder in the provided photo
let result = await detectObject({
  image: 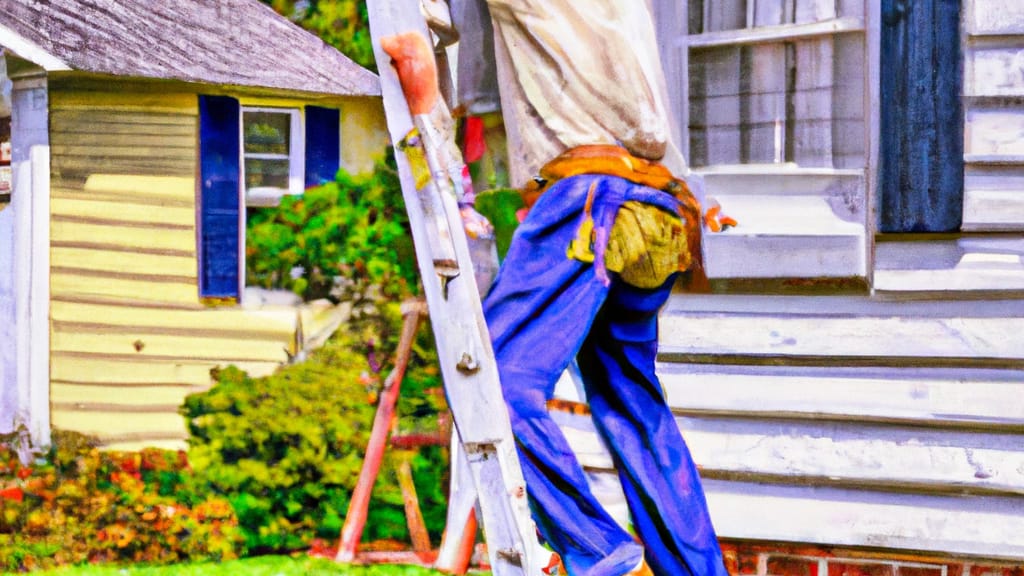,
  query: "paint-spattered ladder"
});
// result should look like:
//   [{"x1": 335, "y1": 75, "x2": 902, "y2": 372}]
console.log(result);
[{"x1": 360, "y1": 1, "x2": 549, "y2": 574}]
